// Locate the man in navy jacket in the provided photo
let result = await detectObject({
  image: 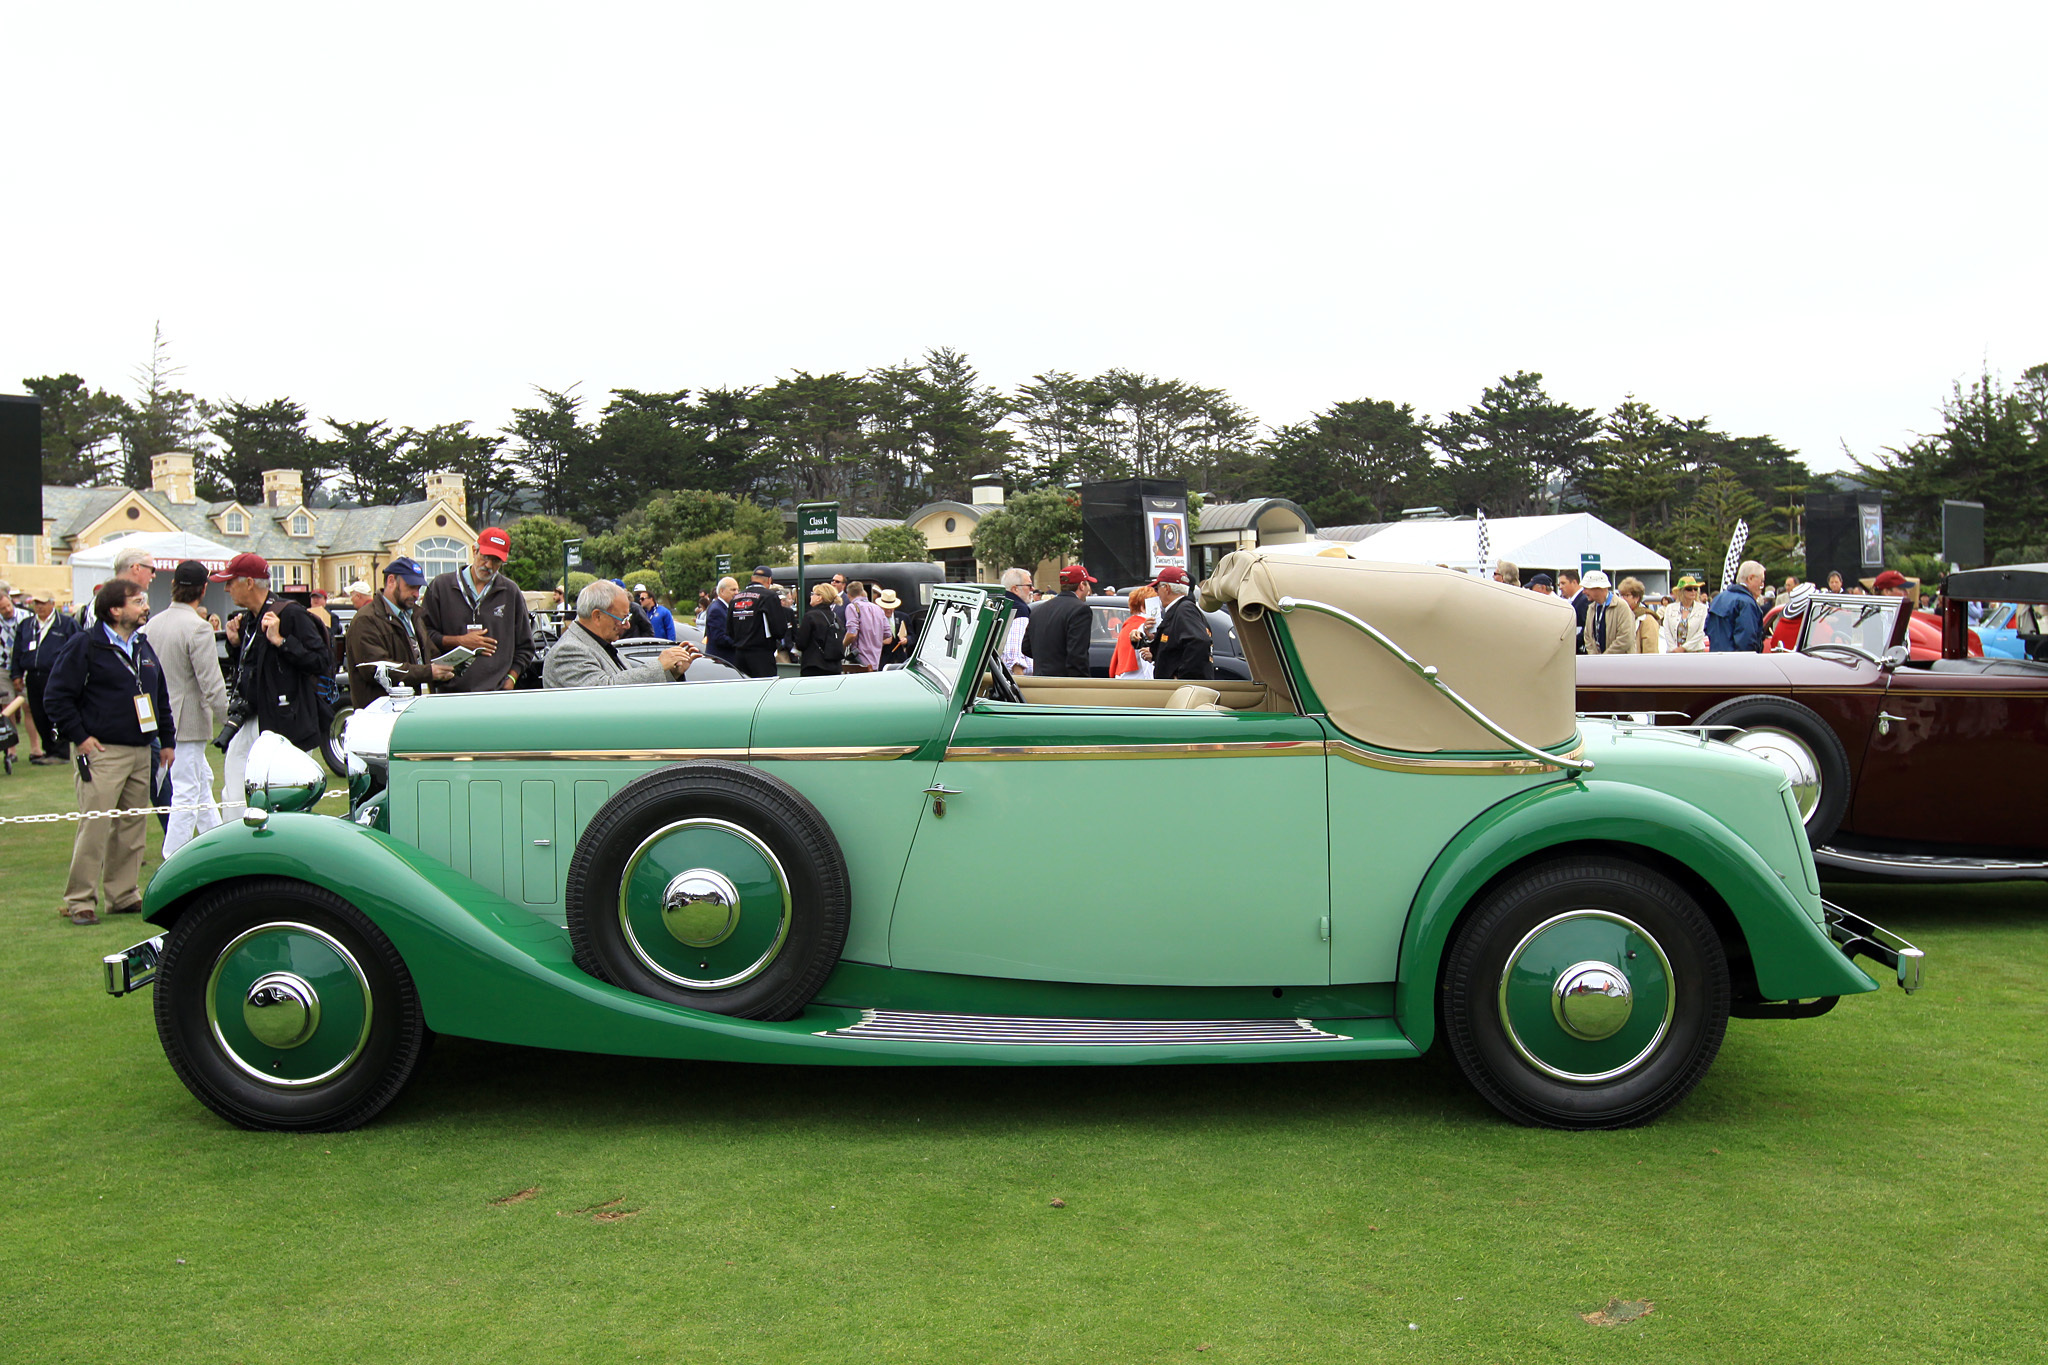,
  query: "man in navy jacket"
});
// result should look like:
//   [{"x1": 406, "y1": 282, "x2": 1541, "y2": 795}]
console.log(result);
[
  {"x1": 1705, "y1": 560, "x2": 1767, "y2": 653},
  {"x1": 42, "y1": 579, "x2": 176, "y2": 925}
]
